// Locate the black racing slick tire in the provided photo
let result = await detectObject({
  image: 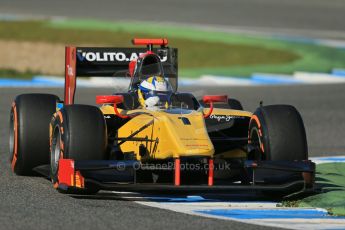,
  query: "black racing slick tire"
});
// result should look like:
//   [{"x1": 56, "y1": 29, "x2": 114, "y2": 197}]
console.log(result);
[
  {"x1": 50, "y1": 104, "x2": 106, "y2": 194},
  {"x1": 248, "y1": 105, "x2": 308, "y2": 161},
  {"x1": 227, "y1": 99, "x2": 243, "y2": 110},
  {"x1": 10, "y1": 94, "x2": 60, "y2": 176},
  {"x1": 199, "y1": 98, "x2": 243, "y2": 110}
]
